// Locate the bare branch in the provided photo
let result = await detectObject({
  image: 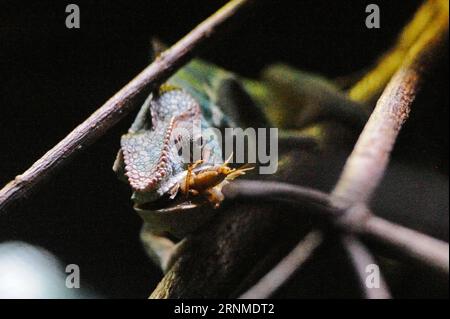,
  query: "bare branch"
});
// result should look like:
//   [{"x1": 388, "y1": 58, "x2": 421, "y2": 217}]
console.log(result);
[
  {"x1": 239, "y1": 230, "x2": 324, "y2": 299},
  {"x1": 332, "y1": 4, "x2": 449, "y2": 207},
  {"x1": 223, "y1": 180, "x2": 334, "y2": 214},
  {"x1": 361, "y1": 215, "x2": 450, "y2": 275},
  {"x1": 0, "y1": 0, "x2": 254, "y2": 213},
  {"x1": 341, "y1": 235, "x2": 391, "y2": 299}
]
